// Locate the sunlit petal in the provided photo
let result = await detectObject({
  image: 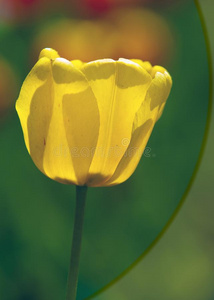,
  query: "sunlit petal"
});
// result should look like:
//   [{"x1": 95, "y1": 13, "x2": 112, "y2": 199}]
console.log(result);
[
  {"x1": 16, "y1": 51, "x2": 100, "y2": 185},
  {"x1": 104, "y1": 70, "x2": 172, "y2": 186},
  {"x1": 81, "y1": 58, "x2": 152, "y2": 186}
]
